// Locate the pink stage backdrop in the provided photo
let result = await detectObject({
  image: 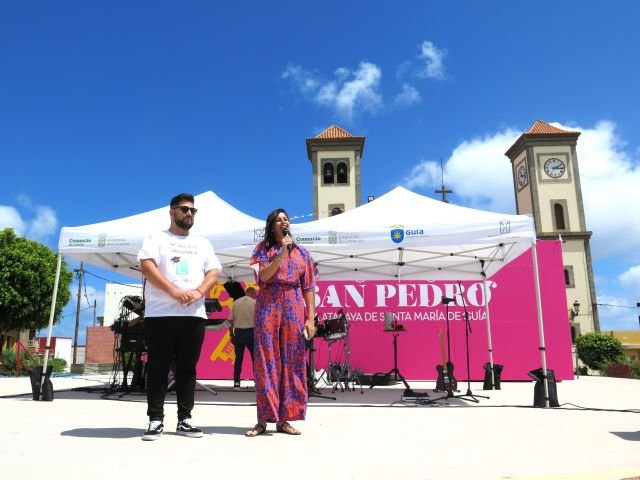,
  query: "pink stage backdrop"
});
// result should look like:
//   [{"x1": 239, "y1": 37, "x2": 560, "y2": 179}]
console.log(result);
[{"x1": 196, "y1": 240, "x2": 574, "y2": 381}]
